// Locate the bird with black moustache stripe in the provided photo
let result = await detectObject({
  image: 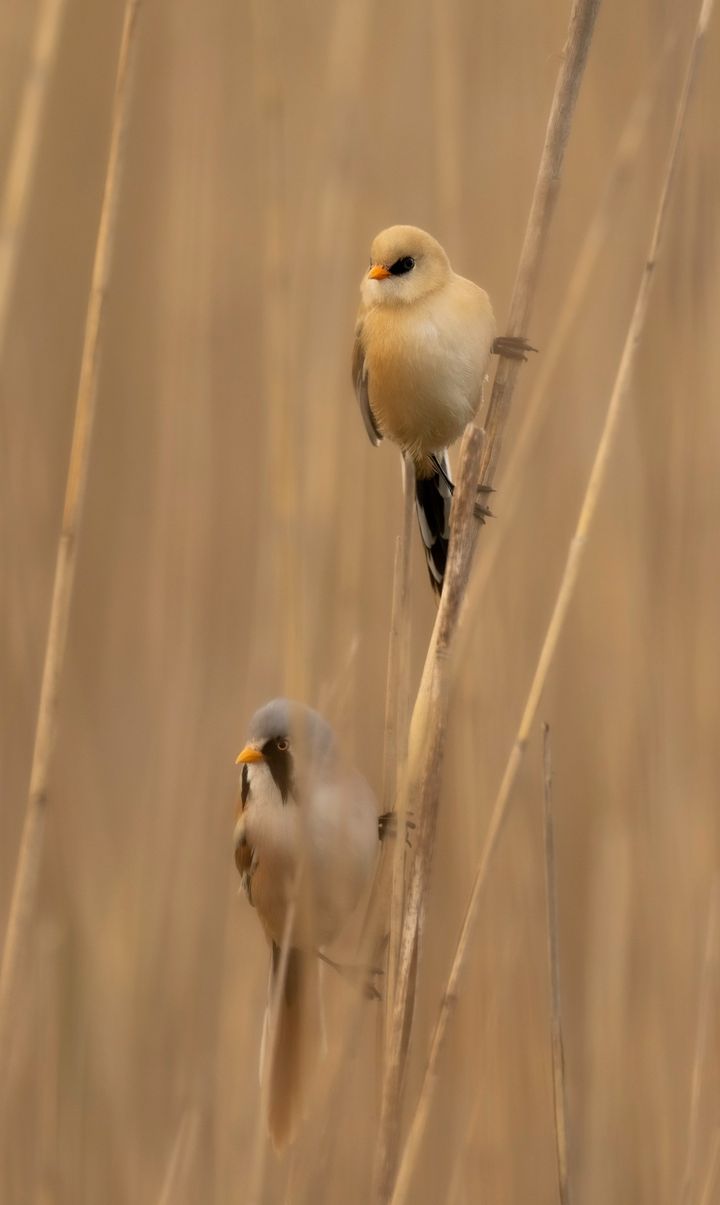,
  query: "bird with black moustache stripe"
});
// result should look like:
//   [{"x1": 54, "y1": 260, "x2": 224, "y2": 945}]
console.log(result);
[{"x1": 234, "y1": 698, "x2": 379, "y2": 1148}]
